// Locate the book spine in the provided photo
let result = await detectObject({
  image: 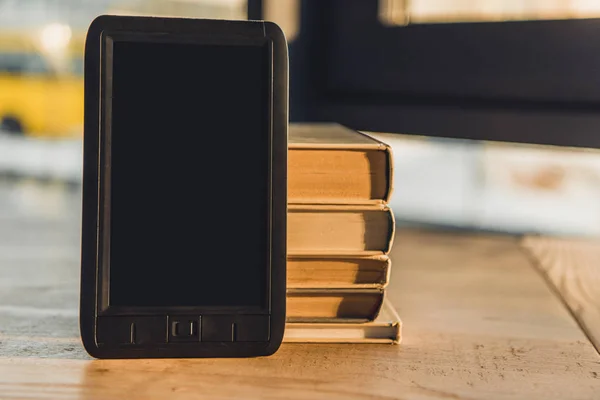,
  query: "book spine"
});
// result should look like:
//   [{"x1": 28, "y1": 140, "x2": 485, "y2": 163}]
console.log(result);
[
  {"x1": 383, "y1": 144, "x2": 394, "y2": 203},
  {"x1": 354, "y1": 129, "x2": 394, "y2": 203},
  {"x1": 383, "y1": 205, "x2": 396, "y2": 255}
]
